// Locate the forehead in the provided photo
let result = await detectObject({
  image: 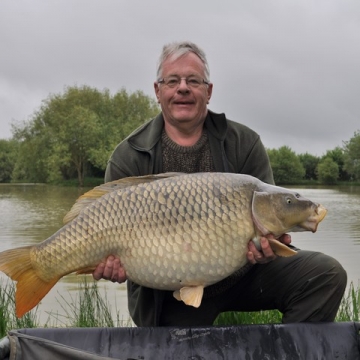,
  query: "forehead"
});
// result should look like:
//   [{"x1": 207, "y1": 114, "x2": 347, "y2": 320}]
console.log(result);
[{"x1": 162, "y1": 52, "x2": 206, "y2": 76}]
